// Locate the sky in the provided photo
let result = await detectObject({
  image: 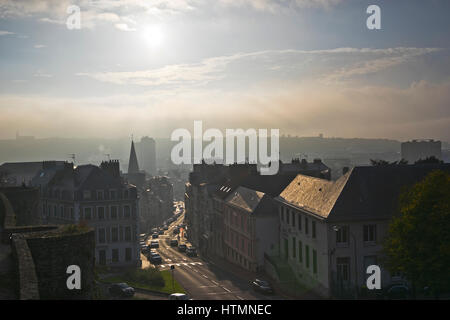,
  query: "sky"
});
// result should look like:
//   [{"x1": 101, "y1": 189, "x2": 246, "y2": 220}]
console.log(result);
[{"x1": 0, "y1": 0, "x2": 449, "y2": 141}]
